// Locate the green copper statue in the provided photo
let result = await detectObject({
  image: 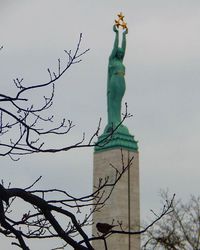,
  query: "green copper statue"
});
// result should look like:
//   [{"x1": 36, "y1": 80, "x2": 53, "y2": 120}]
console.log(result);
[
  {"x1": 105, "y1": 15, "x2": 128, "y2": 133},
  {"x1": 95, "y1": 13, "x2": 138, "y2": 152}
]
